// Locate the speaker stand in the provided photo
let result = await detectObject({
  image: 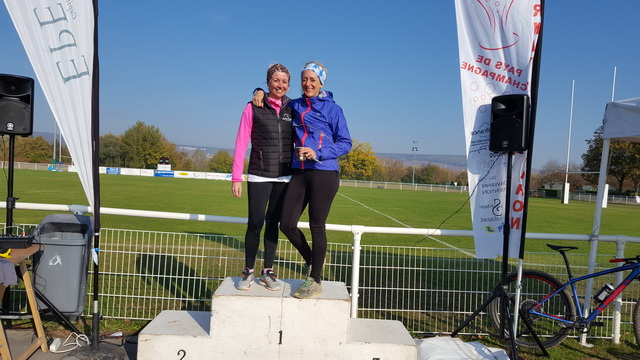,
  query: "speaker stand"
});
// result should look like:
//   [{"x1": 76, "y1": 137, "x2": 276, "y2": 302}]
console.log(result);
[
  {"x1": 1, "y1": 135, "x2": 17, "y2": 317},
  {"x1": 4, "y1": 134, "x2": 17, "y2": 235},
  {"x1": 451, "y1": 152, "x2": 548, "y2": 358}
]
